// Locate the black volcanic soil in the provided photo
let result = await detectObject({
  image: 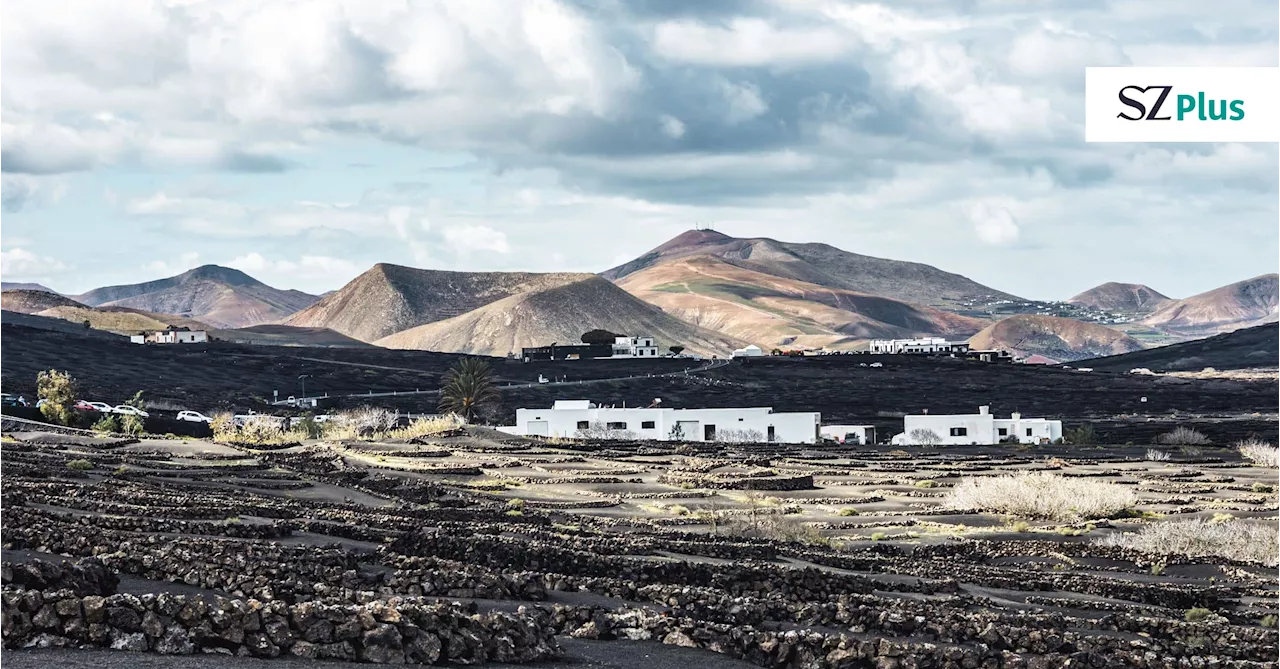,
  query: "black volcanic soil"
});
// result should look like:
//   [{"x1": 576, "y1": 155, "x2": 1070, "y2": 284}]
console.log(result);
[{"x1": 1081, "y1": 322, "x2": 1278, "y2": 372}]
